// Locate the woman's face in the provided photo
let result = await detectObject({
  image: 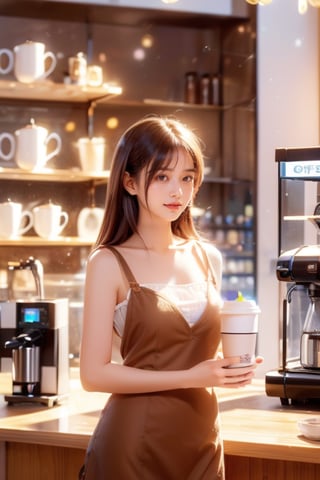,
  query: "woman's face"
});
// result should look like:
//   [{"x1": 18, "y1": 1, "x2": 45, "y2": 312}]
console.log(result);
[{"x1": 135, "y1": 149, "x2": 196, "y2": 224}]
